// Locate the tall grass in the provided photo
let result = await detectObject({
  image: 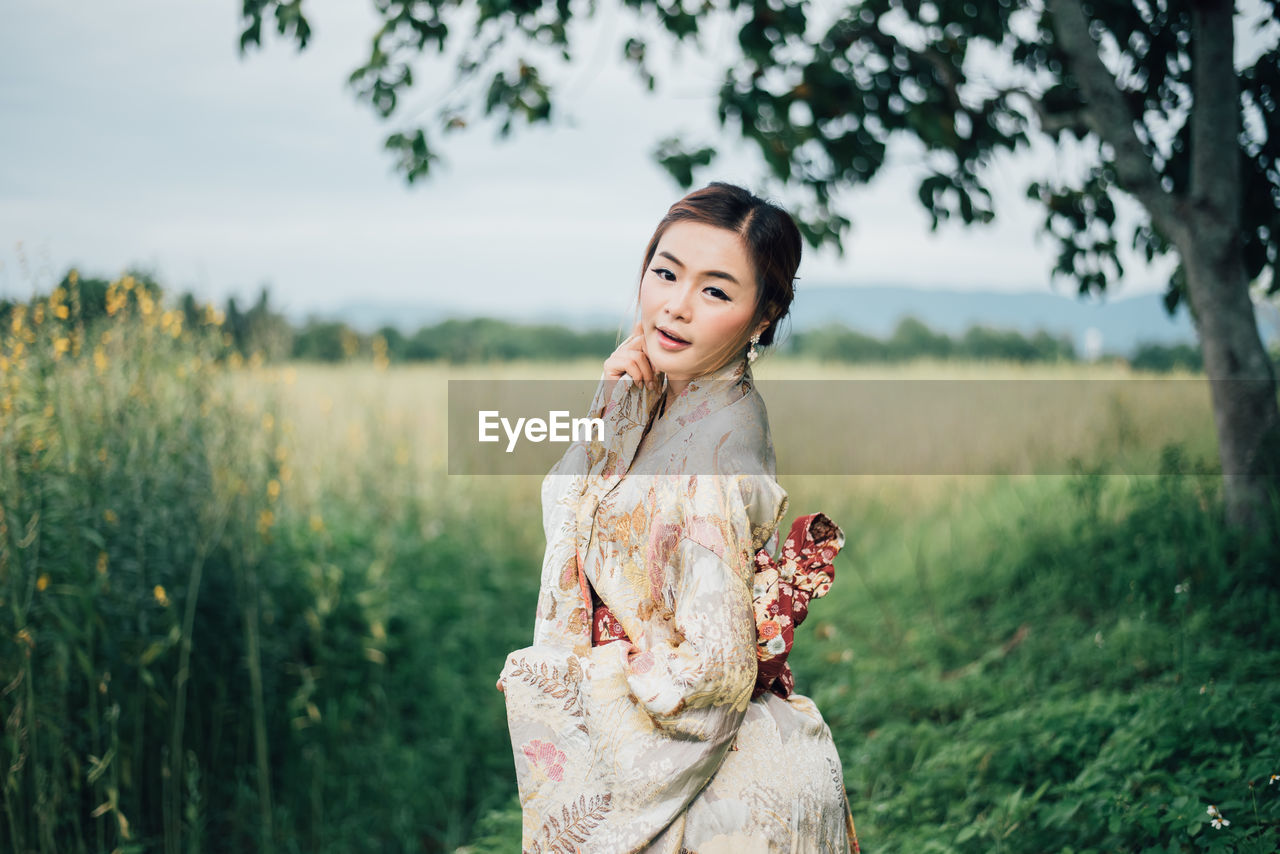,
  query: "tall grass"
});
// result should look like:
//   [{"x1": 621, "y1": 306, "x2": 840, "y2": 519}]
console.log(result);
[
  {"x1": 0, "y1": 279, "x2": 544, "y2": 852},
  {"x1": 1, "y1": 275, "x2": 280, "y2": 853}
]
